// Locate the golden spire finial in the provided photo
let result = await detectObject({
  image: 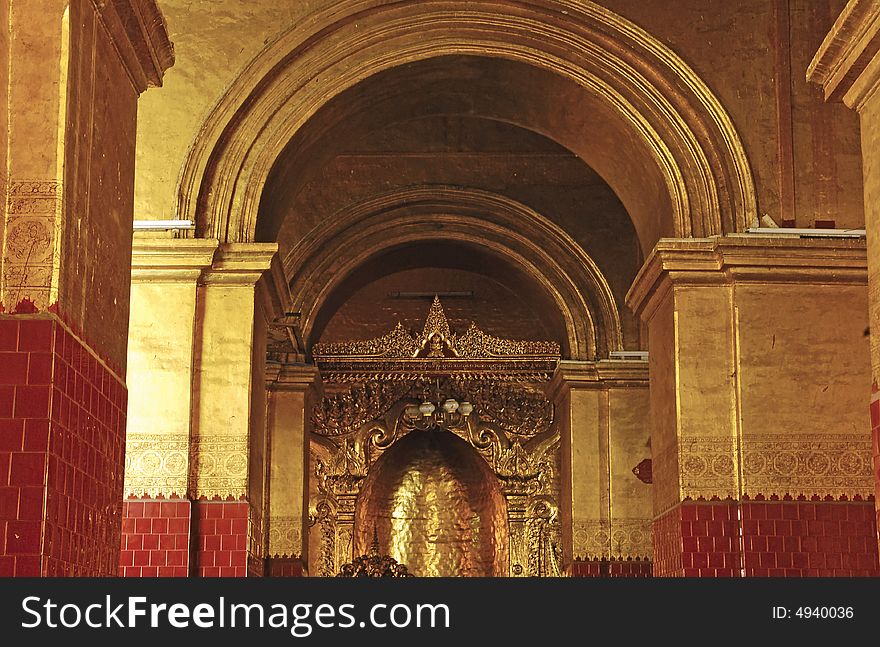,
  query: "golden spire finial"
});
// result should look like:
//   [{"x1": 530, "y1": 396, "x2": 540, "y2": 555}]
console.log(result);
[{"x1": 421, "y1": 295, "x2": 452, "y2": 340}]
